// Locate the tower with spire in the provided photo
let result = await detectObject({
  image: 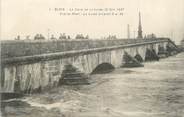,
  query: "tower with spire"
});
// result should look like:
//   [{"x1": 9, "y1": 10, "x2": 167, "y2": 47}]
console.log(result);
[{"x1": 137, "y1": 12, "x2": 143, "y2": 39}]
